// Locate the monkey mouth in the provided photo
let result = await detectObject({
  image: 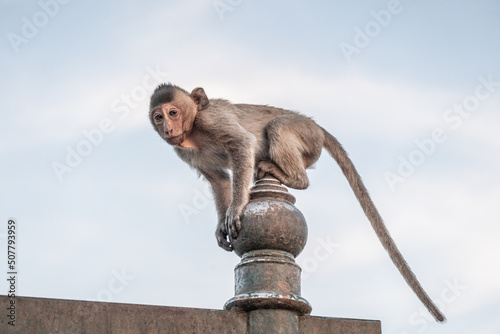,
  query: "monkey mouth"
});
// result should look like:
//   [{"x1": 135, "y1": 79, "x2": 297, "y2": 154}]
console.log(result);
[{"x1": 166, "y1": 135, "x2": 184, "y2": 146}]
